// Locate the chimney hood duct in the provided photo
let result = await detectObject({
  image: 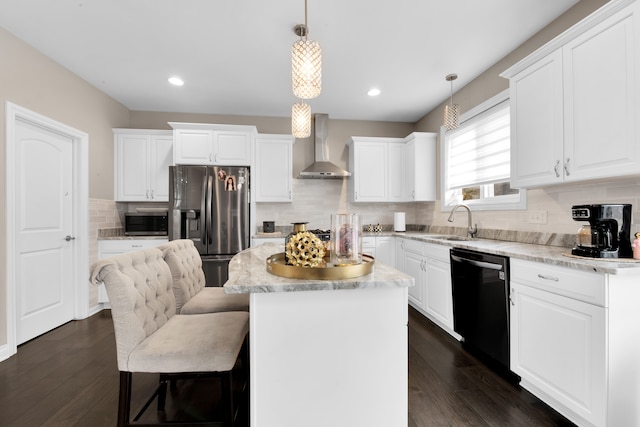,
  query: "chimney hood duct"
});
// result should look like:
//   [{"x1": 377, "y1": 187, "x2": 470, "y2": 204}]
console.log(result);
[{"x1": 298, "y1": 114, "x2": 351, "y2": 179}]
